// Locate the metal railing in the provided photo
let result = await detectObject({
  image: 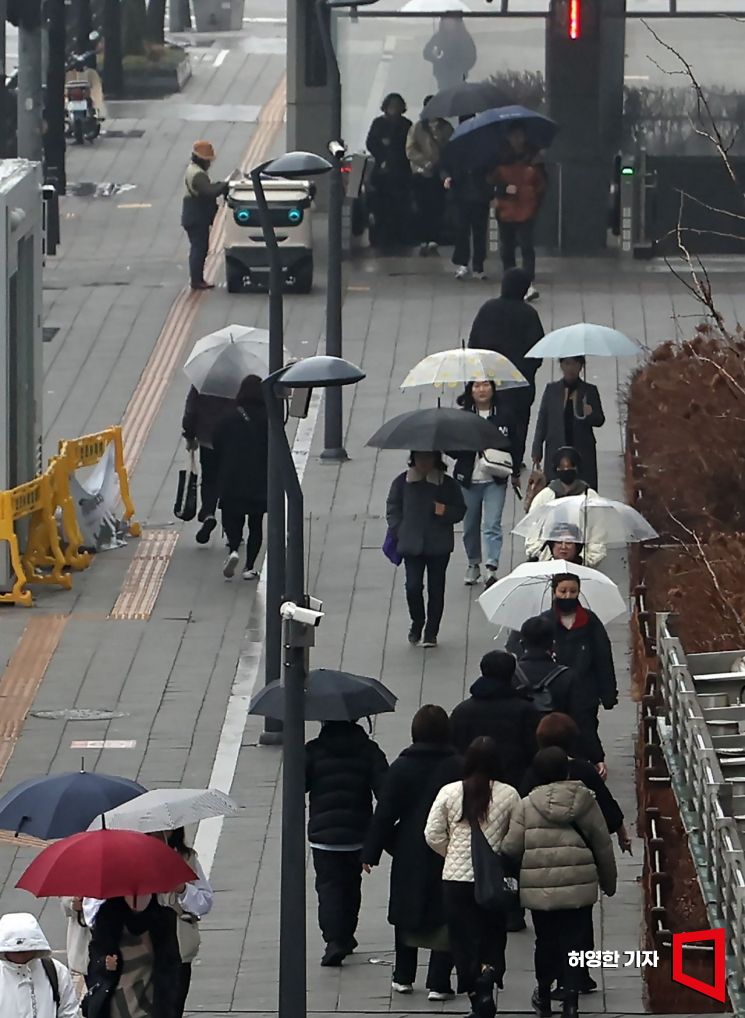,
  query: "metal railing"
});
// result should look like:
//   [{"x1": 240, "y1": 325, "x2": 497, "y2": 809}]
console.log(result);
[{"x1": 656, "y1": 613, "x2": 745, "y2": 1012}]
